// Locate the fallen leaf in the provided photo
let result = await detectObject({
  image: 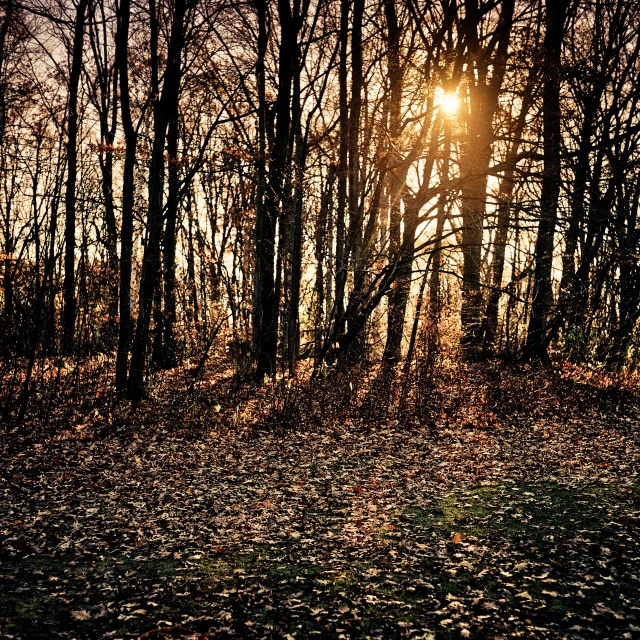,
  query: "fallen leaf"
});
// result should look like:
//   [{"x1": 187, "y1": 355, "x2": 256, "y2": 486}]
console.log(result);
[{"x1": 71, "y1": 610, "x2": 91, "y2": 621}]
